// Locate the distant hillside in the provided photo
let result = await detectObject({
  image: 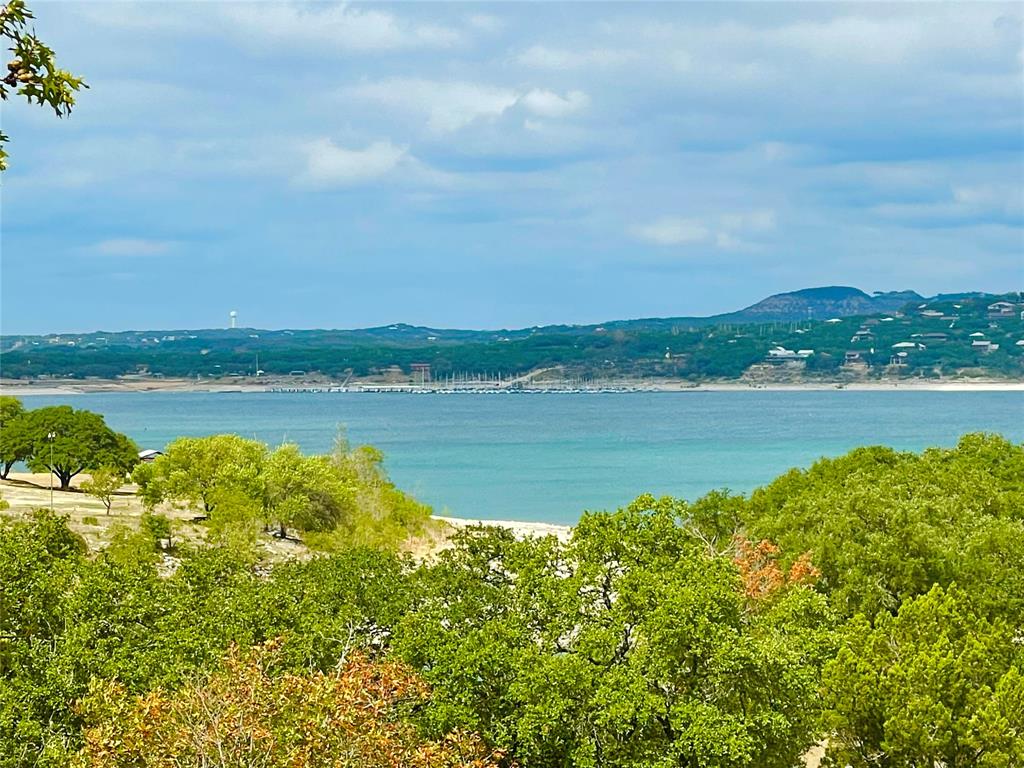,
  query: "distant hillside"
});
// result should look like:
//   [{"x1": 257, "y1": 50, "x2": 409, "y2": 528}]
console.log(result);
[
  {"x1": 715, "y1": 286, "x2": 923, "y2": 323},
  {"x1": 1, "y1": 288, "x2": 1021, "y2": 383},
  {"x1": 607, "y1": 287, "x2": 924, "y2": 331}
]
